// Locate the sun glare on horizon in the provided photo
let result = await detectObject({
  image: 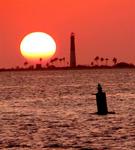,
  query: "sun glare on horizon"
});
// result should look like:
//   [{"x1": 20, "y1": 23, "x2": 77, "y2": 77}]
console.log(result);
[{"x1": 20, "y1": 32, "x2": 56, "y2": 60}]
